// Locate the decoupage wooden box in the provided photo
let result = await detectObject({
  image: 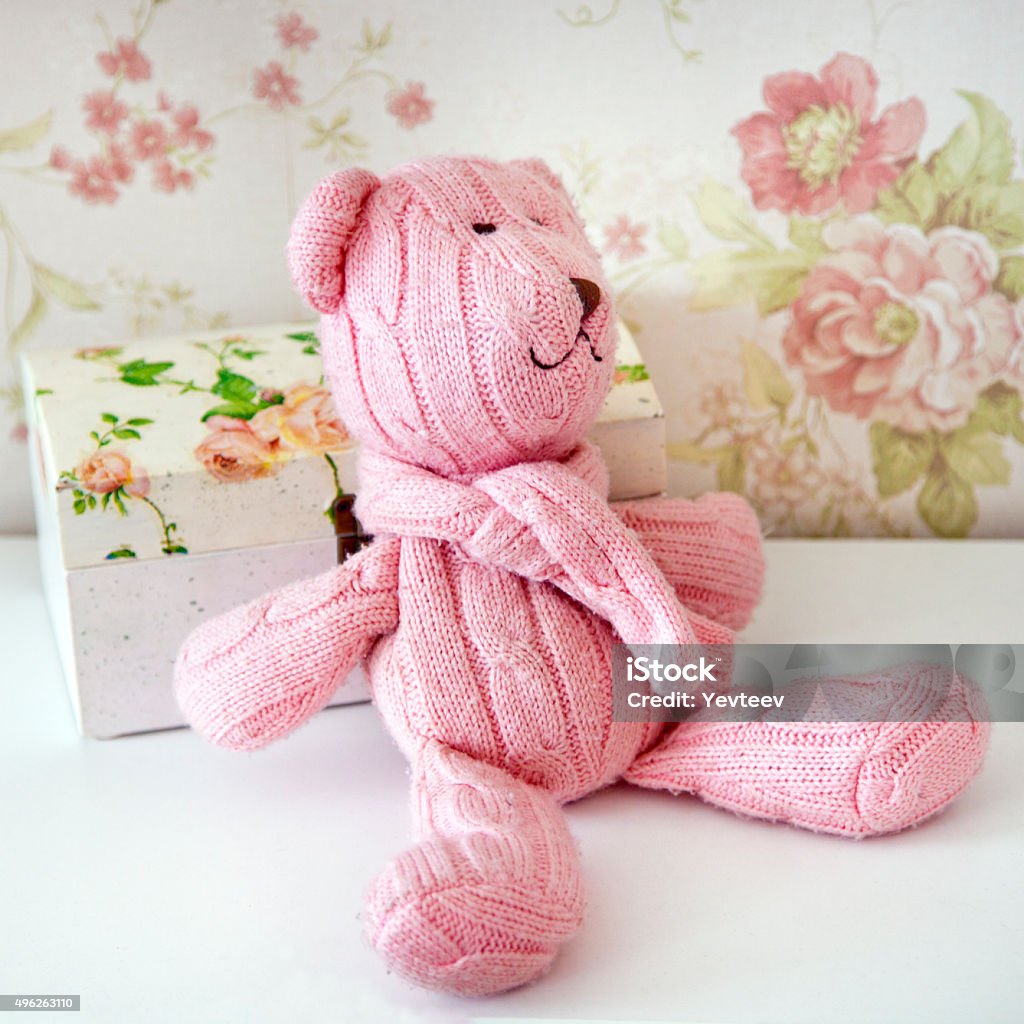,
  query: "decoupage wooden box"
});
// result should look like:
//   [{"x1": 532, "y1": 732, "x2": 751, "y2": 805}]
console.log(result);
[{"x1": 22, "y1": 321, "x2": 666, "y2": 738}]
